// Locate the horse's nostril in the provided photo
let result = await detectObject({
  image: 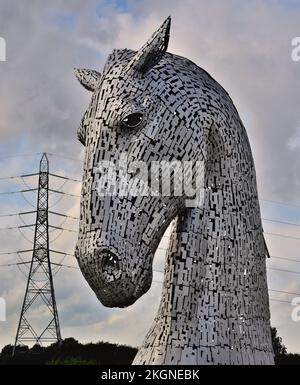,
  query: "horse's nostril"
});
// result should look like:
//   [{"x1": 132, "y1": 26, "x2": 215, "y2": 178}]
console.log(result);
[{"x1": 100, "y1": 250, "x2": 120, "y2": 274}]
